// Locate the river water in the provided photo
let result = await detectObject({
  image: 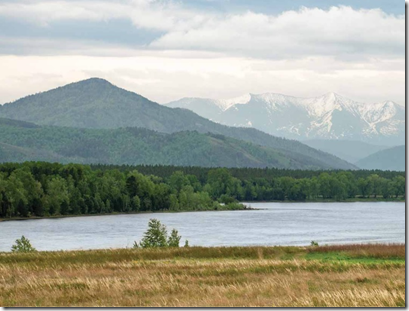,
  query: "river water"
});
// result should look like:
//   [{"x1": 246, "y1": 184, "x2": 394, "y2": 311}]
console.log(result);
[{"x1": 0, "y1": 202, "x2": 405, "y2": 252}]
